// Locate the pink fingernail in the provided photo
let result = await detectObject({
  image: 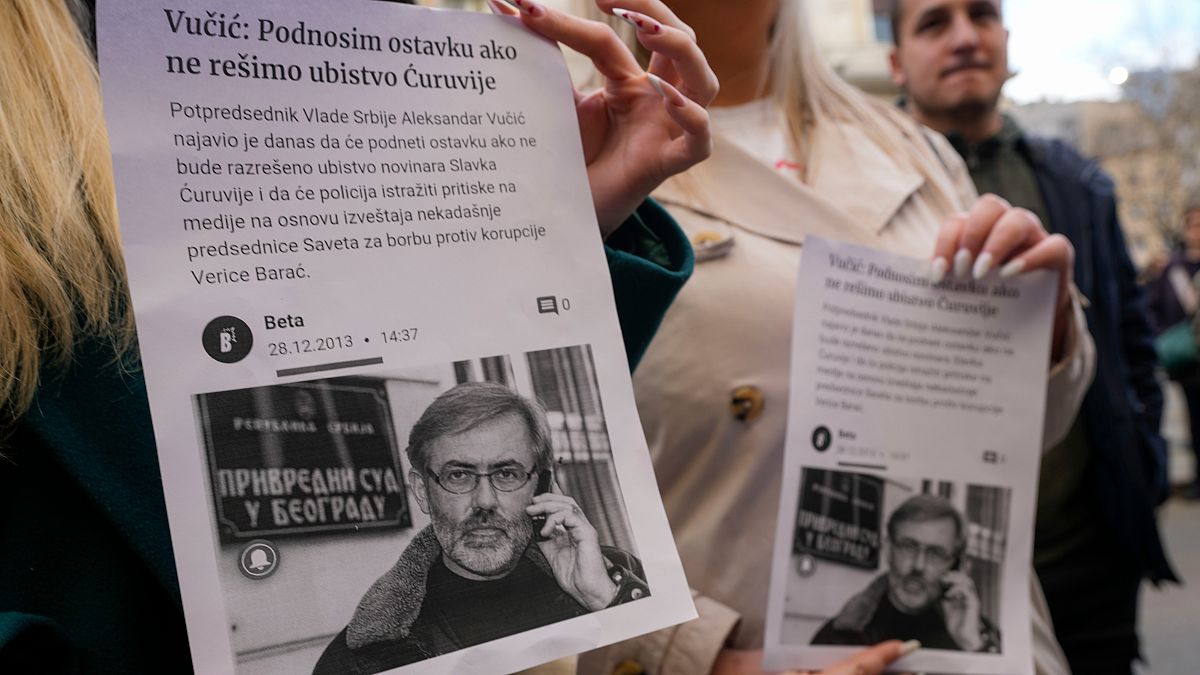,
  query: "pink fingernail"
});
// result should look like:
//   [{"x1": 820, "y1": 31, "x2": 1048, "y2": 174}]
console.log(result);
[
  {"x1": 512, "y1": 0, "x2": 545, "y2": 17},
  {"x1": 613, "y1": 8, "x2": 662, "y2": 34}
]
